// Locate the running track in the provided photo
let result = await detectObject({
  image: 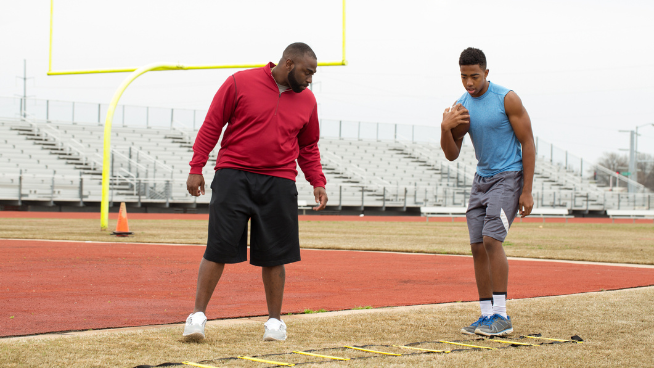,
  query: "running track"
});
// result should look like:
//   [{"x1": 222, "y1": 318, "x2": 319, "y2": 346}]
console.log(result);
[{"x1": 2, "y1": 238, "x2": 654, "y2": 338}]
